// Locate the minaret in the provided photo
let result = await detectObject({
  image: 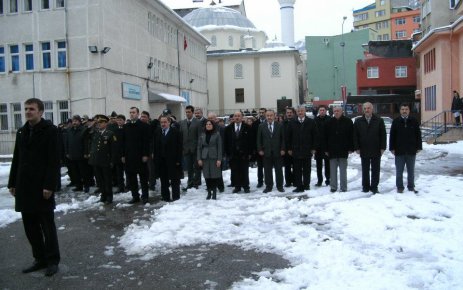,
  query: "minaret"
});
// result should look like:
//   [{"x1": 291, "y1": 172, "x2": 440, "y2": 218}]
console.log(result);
[{"x1": 278, "y1": 0, "x2": 296, "y2": 47}]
